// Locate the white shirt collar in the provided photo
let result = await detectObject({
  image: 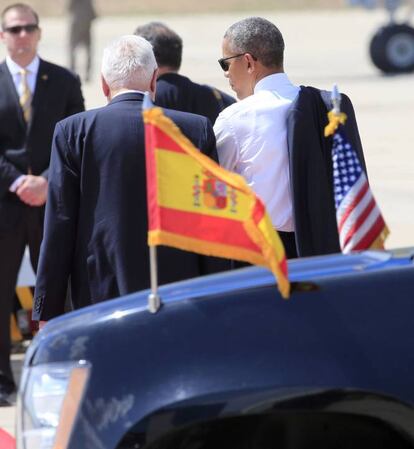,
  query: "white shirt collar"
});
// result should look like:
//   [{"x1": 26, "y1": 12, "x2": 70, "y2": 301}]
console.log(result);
[
  {"x1": 112, "y1": 89, "x2": 145, "y2": 99},
  {"x1": 6, "y1": 55, "x2": 40, "y2": 76},
  {"x1": 254, "y1": 72, "x2": 294, "y2": 94}
]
